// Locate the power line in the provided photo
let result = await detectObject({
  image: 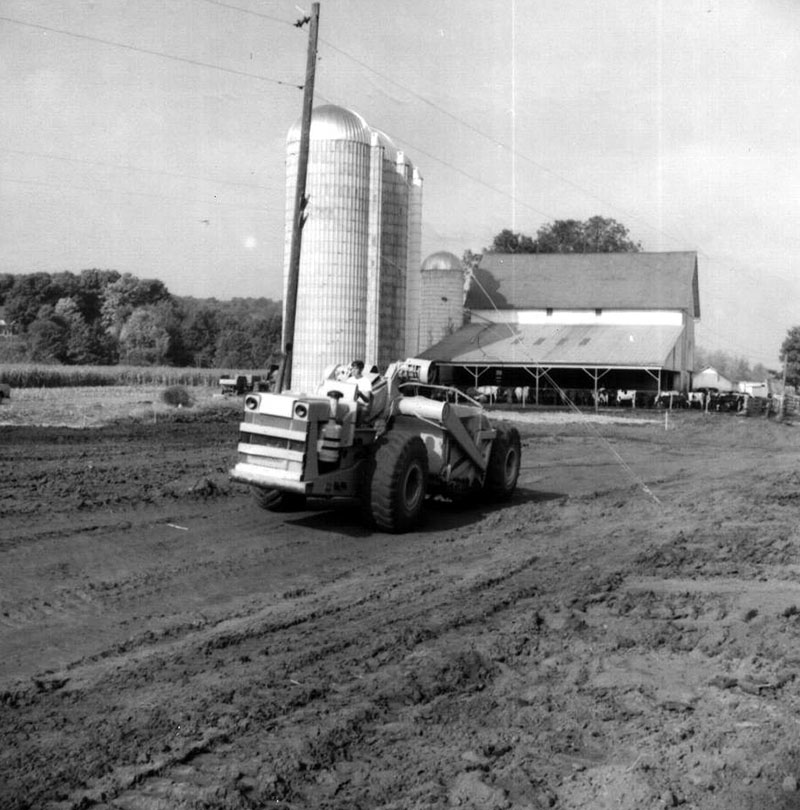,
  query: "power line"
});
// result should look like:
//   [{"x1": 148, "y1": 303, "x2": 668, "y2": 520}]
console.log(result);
[
  {"x1": 0, "y1": 14, "x2": 302, "y2": 88},
  {"x1": 1, "y1": 147, "x2": 275, "y2": 192},
  {"x1": 318, "y1": 38, "x2": 691, "y2": 251},
  {"x1": 317, "y1": 67, "x2": 798, "y2": 321},
  {"x1": 197, "y1": 0, "x2": 296, "y2": 27},
  {"x1": 2, "y1": 174, "x2": 269, "y2": 212},
  {"x1": 314, "y1": 90, "x2": 553, "y2": 221}
]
